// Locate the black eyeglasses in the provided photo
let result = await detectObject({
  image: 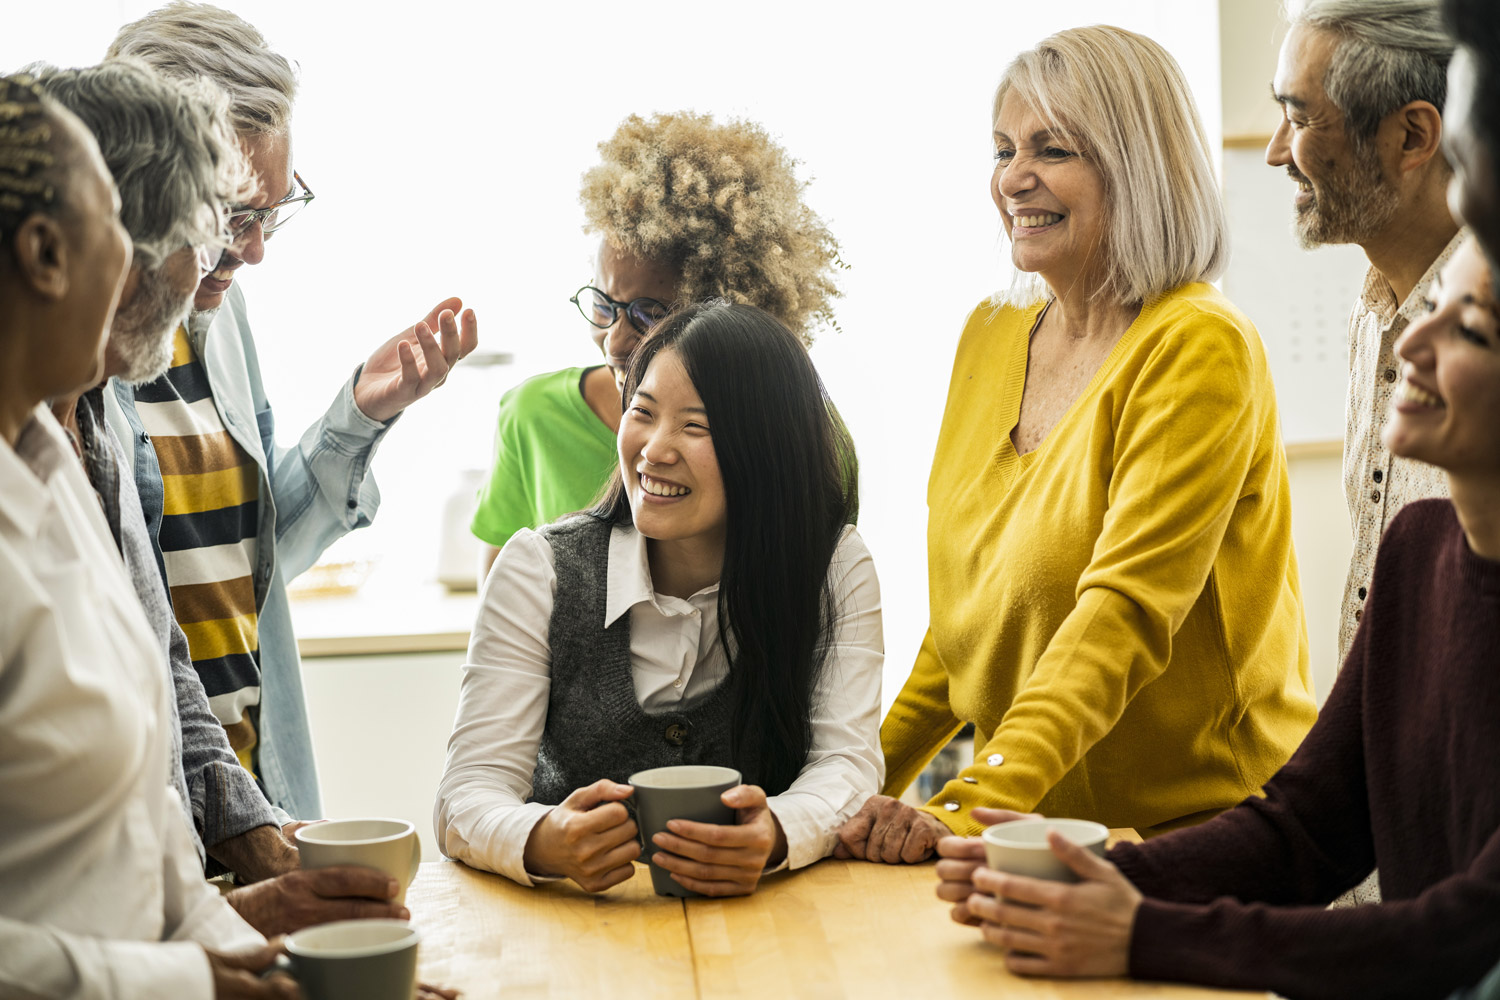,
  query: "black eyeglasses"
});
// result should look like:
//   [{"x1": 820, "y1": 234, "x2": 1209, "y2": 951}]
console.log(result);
[
  {"x1": 228, "y1": 171, "x2": 315, "y2": 237},
  {"x1": 570, "y1": 286, "x2": 671, "y2": 334}
]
